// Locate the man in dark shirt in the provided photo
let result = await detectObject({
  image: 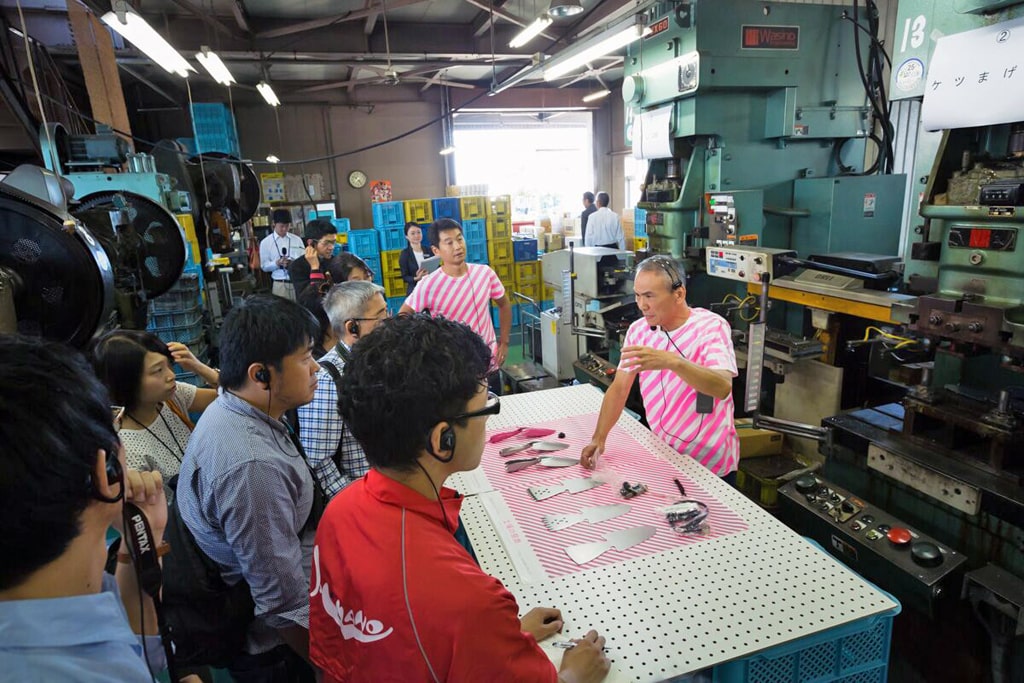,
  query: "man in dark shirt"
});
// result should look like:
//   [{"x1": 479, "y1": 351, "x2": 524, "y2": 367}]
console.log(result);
[
  {"x1": 289, "y1": 219, "x2": 338, "y2": 297},
  {"x1": 580, "y1": 191, "x2": 597, "y2": 244}
]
